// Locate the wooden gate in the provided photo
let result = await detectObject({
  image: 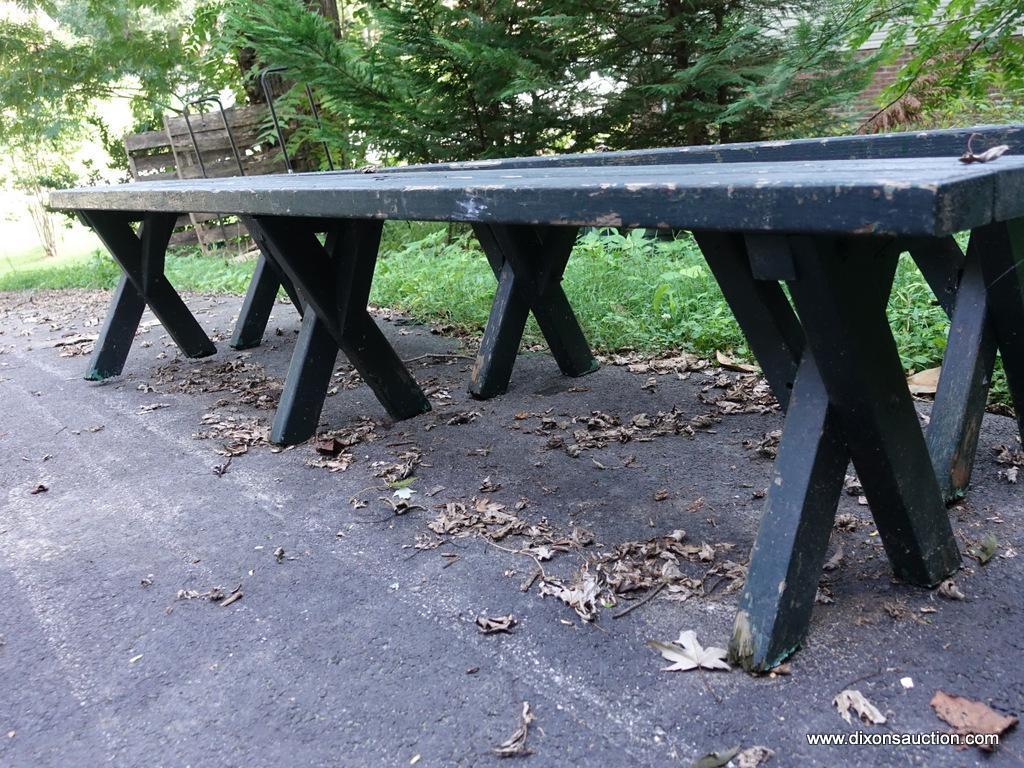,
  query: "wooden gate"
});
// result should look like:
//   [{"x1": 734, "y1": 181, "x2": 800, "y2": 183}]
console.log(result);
[{"x1": 123, "y1": 105, "x2": 287, "y2": 250}]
